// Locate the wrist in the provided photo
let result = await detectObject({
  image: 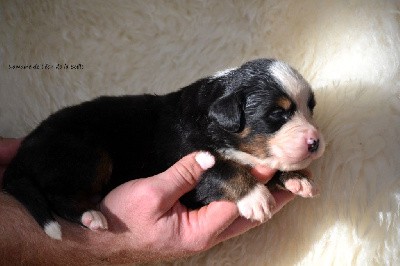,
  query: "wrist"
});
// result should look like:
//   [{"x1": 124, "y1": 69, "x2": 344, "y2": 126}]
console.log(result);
[
  {"x1": 0, "y1": 194, "x2": 141, "y2": 264},
  {"x1": 62, "y1": 221, "x2": 141, "y2": 264}
]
